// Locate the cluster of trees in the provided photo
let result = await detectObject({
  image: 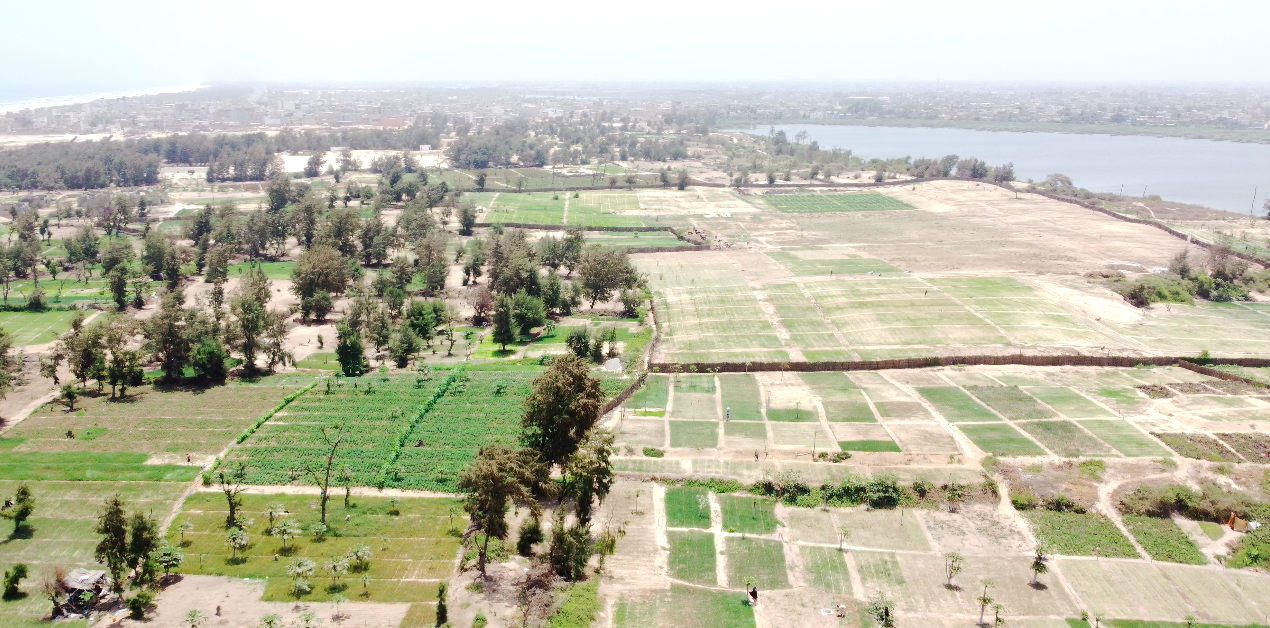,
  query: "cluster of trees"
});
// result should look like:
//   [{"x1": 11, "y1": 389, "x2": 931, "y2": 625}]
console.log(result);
[
  {"x1": 1111, "y1": 246, "x2": 1268, "y2": 307},
  {"x1": 0, "y1": 140, "x2": 161, "y2": 190},
  {"x1": 459, "y1": 354, "x2": 616, "y2": 582},
  {"x1": 448, "y1": 117, "x2": 695, "y2": 171},
  {"x1": 0, "y1": 125, "x2": 449, "y2": 191}
]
